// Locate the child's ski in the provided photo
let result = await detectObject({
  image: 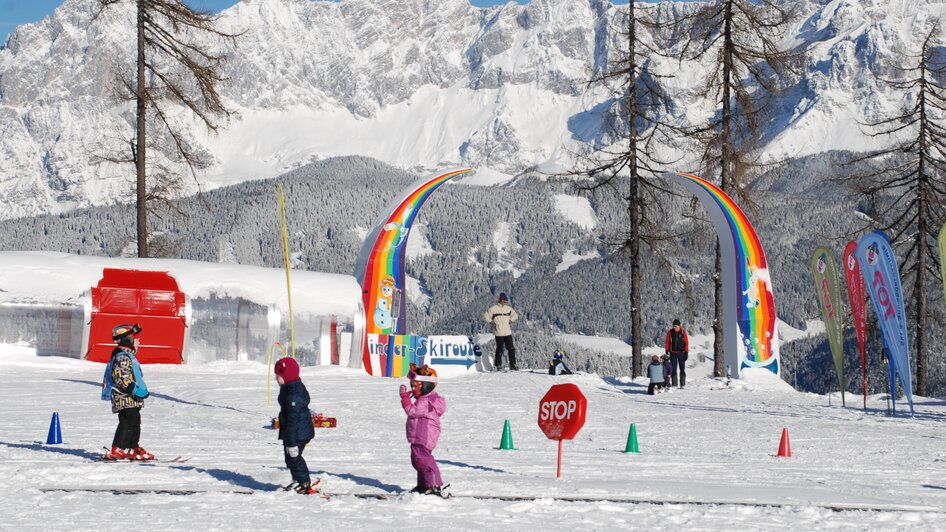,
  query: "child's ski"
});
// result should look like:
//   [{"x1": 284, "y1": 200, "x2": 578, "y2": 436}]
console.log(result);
[
  {"x1": 95, "y1": 457, "x2": 188, "y2": 463},
  {"x1": 325, "y1": 484, "x2": 451, "y2": 500},
  {"x1": 41, "y1": 487, "x2": 253, "y2": 495},
  {"x1": 96, "y1": 447, "x2": 189, "y2": 463}
]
